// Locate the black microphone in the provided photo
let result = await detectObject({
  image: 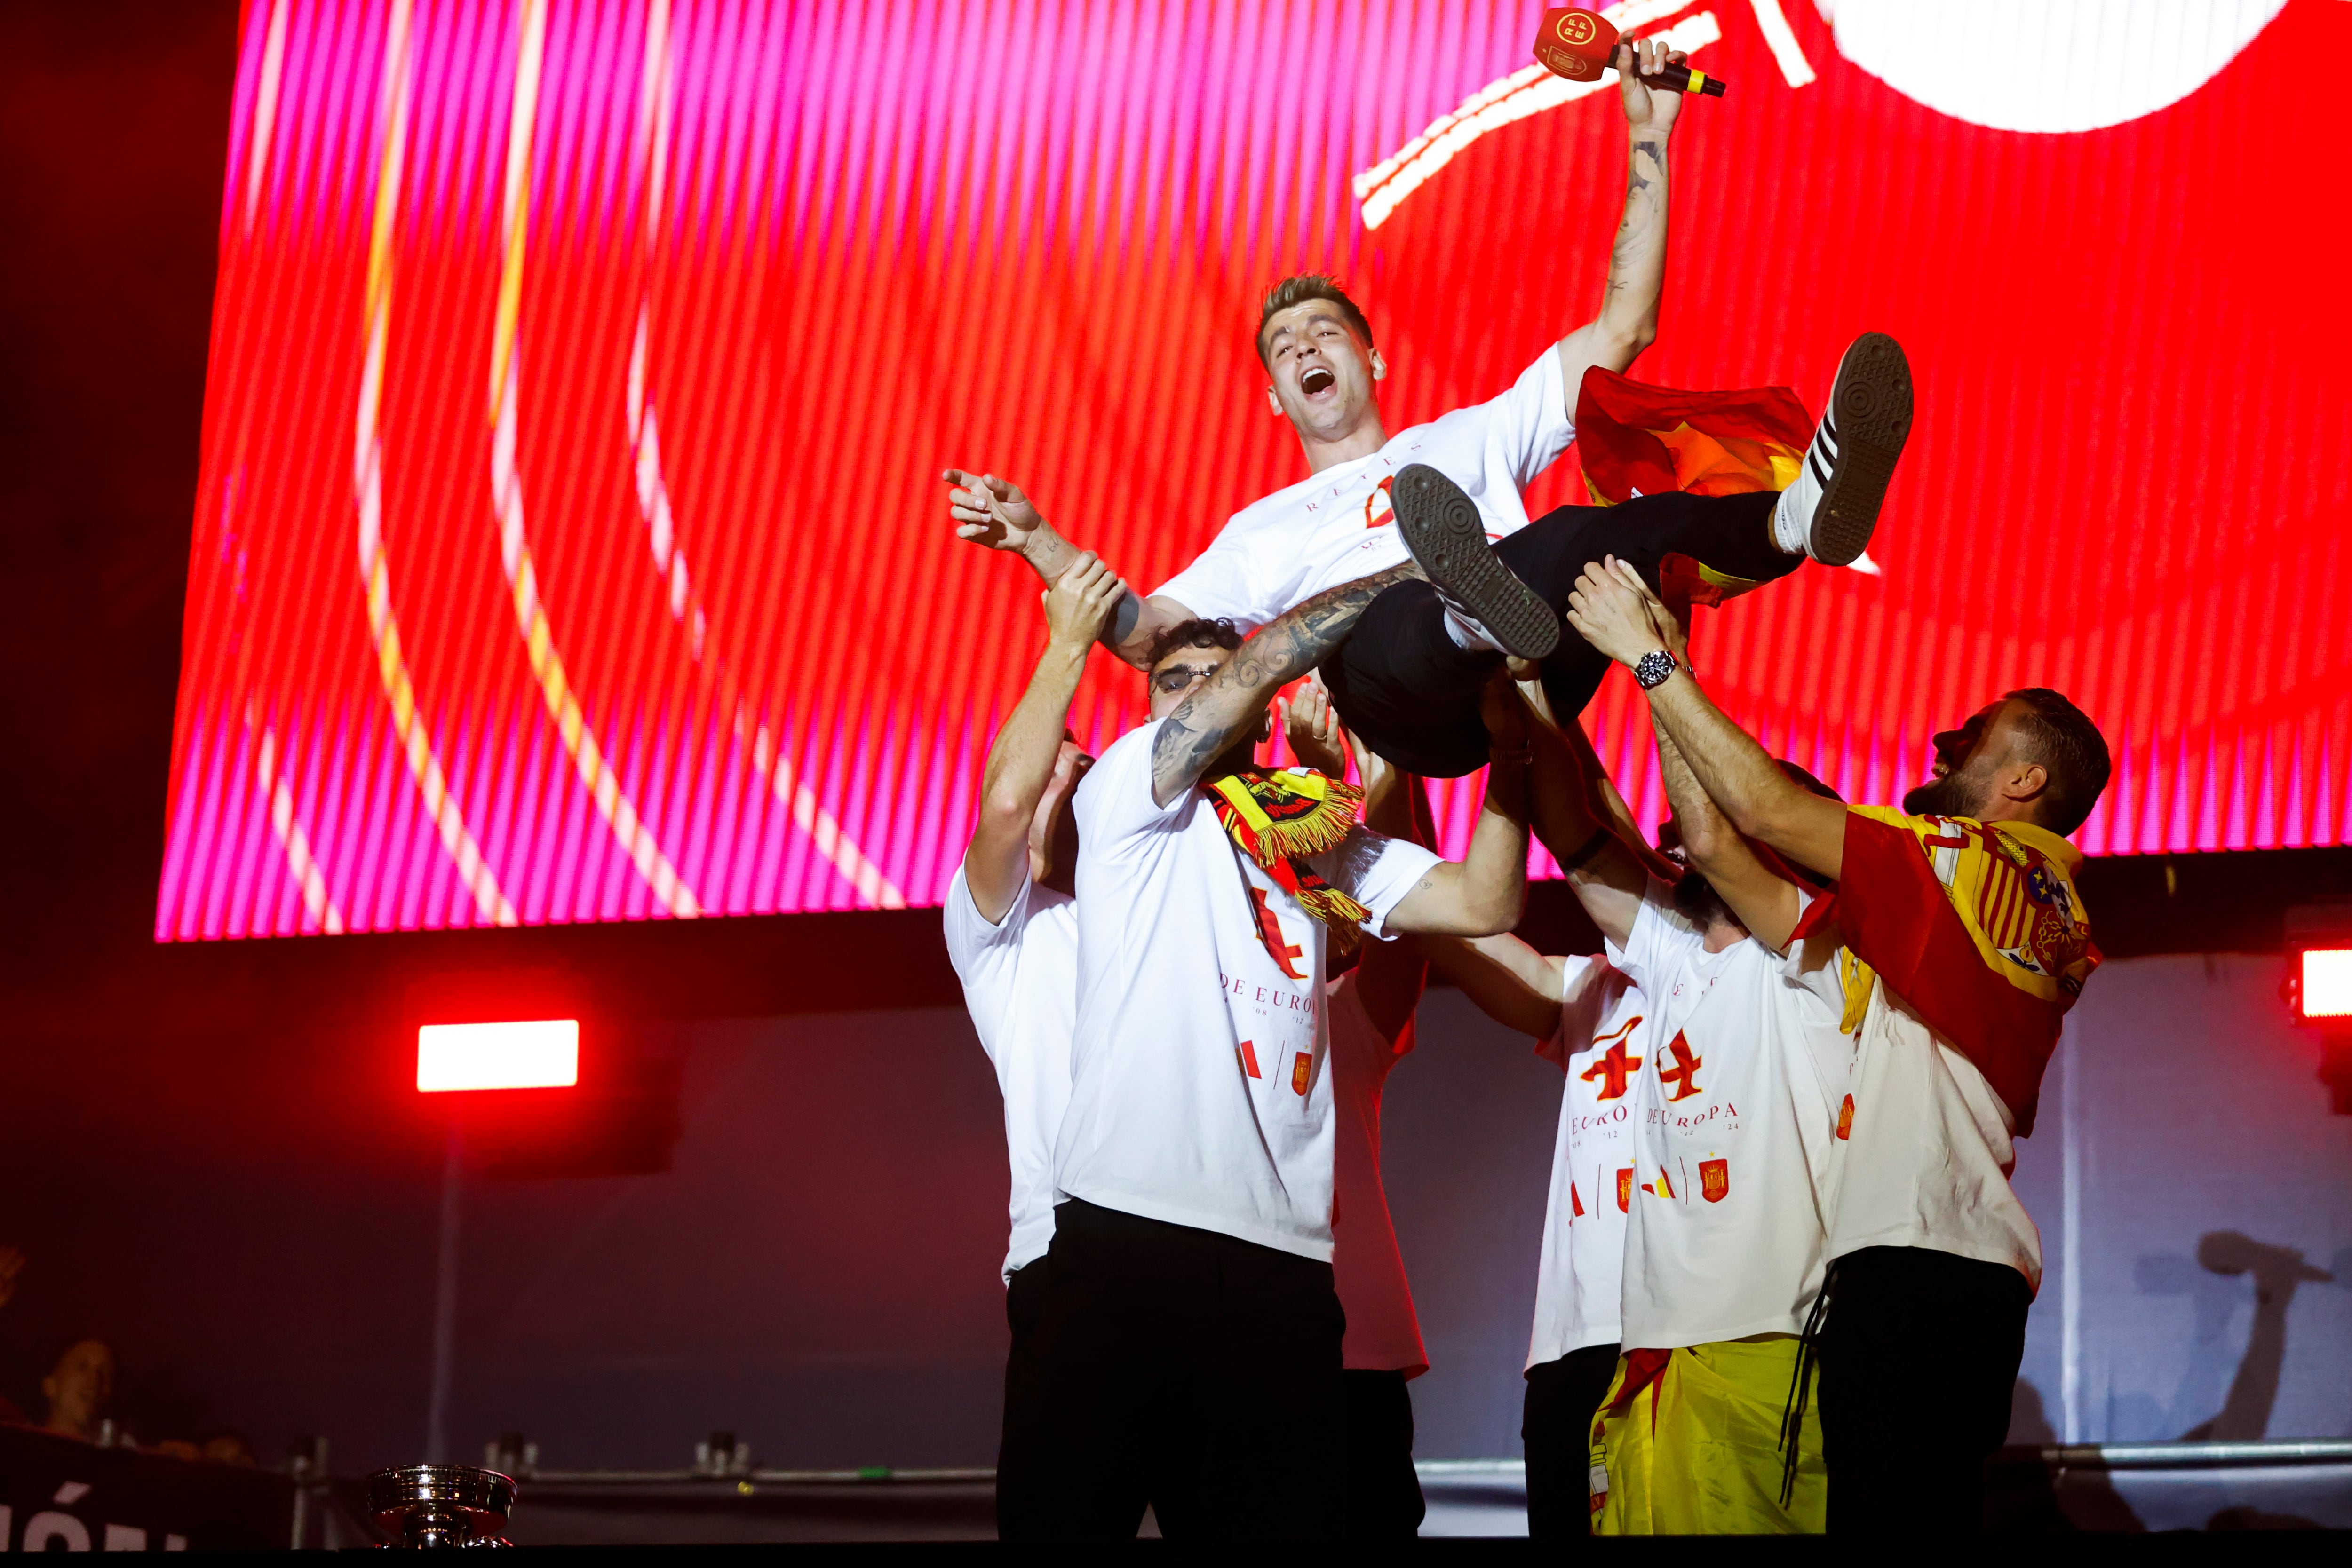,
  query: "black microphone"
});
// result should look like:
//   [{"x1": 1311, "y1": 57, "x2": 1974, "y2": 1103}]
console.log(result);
[{"x1": 1634, "y1": 58, "x2": 1727, "y2": 98}]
